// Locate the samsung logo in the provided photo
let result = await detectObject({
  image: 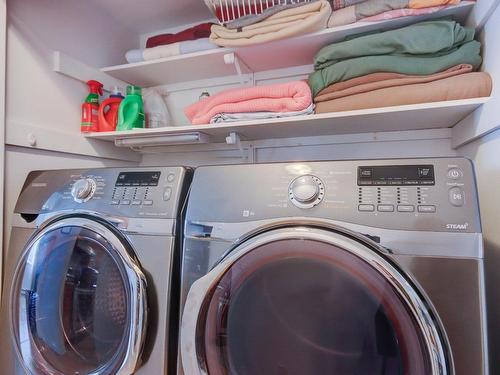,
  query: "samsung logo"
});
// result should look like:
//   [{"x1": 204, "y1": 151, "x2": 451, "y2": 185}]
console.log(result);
[
  {"x1": 31, "y1": 182, "x2": 48, "y2": 188},
  {"x1": 446, "y1": 223, "x2": 469, "y2": 230}
]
